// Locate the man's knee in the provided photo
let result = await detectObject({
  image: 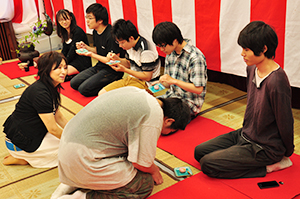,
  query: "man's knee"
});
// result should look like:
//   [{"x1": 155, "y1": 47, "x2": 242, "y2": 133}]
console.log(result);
[
  {"x1": 199, "y1": 155, "x2": 219, "y2": 178},
  {"x1": 70, "y1": 78, "x2": 79, "y2": 90},
  {"x1": 194, "y1": 144, "x2": 206, "y2": 162},
  {"x1": 78, "y1": 88, "x2": 93, "y2": 97}
]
